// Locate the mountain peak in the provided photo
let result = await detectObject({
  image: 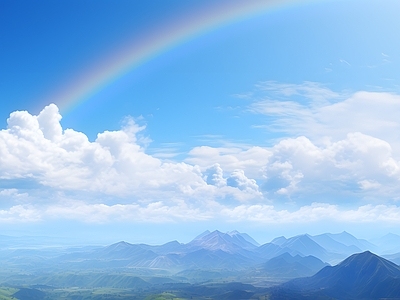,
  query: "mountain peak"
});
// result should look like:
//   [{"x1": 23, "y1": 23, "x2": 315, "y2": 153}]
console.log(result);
[
  {"x1": 109, "y1": 241, "x2": 132, "y2": 248},
  {"x1": 313, "y1": 251, "x2": 400, "y2": 290},
  {"x1": 193, "y1": 230, "x2": 211, "y2": 240},
  {"x1": 339, "y1": 250, "x2": 393, "y2": 268},
  {"x1": 210, "y1": 229, "x2": 223, "y2": 235},
  {"x1": 282, "y1": 251, "x2": 400, "y2": 299},
  {"x1": 227, "y1": 230, "x2": 240, "y2": 235},
  {"x1": 270, "y1": 236, "x2": 287, "y2": 245},
  {"x1": 188, "y1": 229, "x2": 258, "y2": 252},
  {"x1": 227, "y1": 230, "x2": 260, "y2": 246},
  {"x1": 326, "y1": 231, "x2": 375, "y2": 251}
]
